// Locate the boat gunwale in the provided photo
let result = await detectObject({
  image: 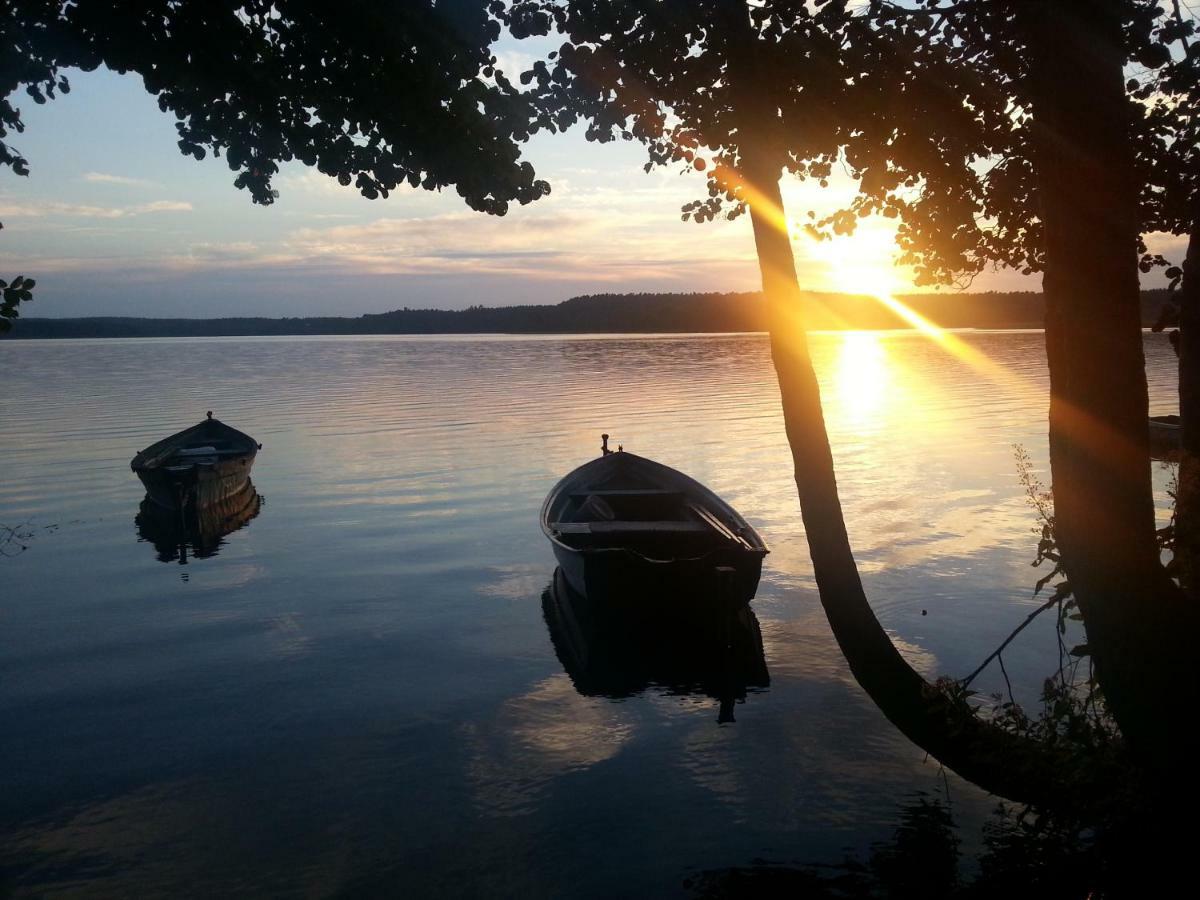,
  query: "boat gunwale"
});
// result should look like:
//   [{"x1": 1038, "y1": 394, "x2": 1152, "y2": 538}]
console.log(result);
[{"x1": 131, "y1": 418, "x2": 259, "y2": 472}]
